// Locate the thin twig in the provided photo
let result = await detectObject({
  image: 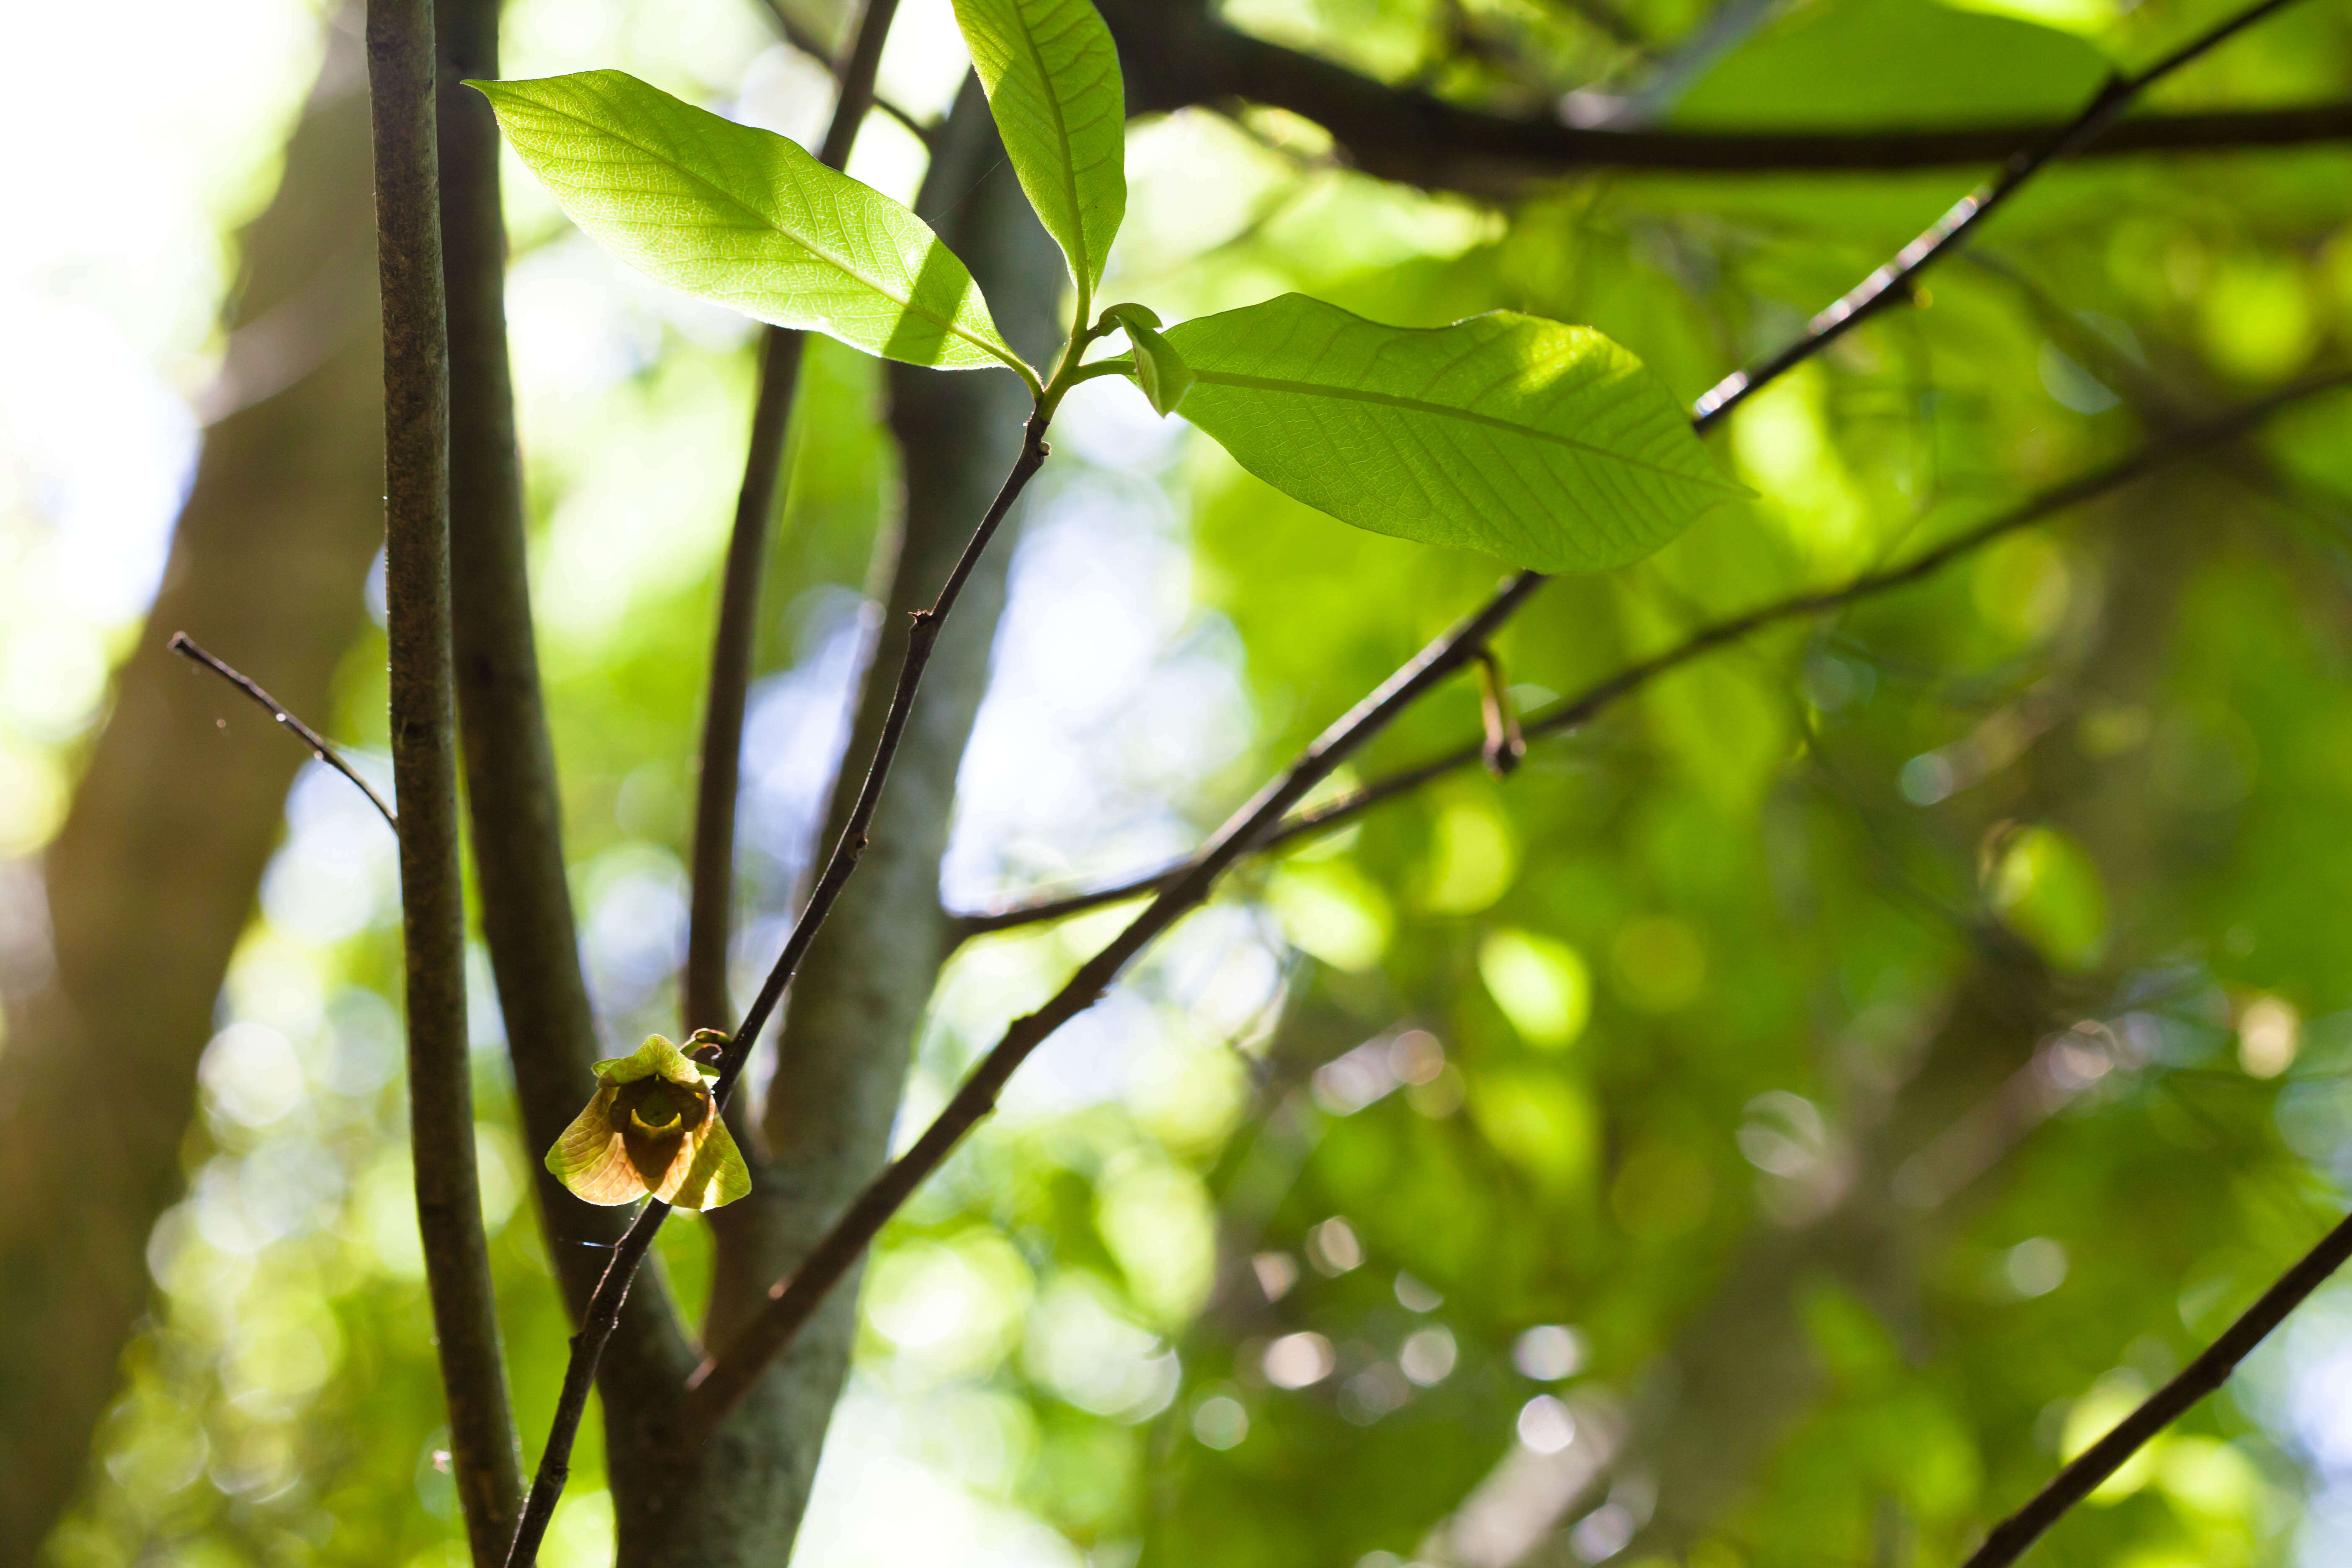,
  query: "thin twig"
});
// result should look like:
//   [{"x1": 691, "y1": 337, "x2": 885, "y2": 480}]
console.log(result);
[
  {"x1": 1960, "y1": 1205, "x2": 2352, "y2": 1568},
  {"x1": 681, "y1": 0, "x2": 905, "y2": 1042},
  {"x1": 366, "y1": 0, "x2": 523, "y2": 1555},
  {"x1": 679, "y1": 0, "x2": 2319, "y2": 1433},
  {"x1": 750, "y1": 0, "x2": 938, "y2": 146},
  {"x1": 1691, "y1": 0, "x2": 2313, "y2": 426},
  {"x1": 684, "y1": 572, "x2": 1546, "y2": 1424},
  {"x1": 951, "y1": 370, "x2": 2352, "y2": 938},
  {"x1": 168, "y1": 632, "x2": 397, "y2": 833},
  {"x1": 499, "y1": 413, "x2": 1050, "y2": 1568}
]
